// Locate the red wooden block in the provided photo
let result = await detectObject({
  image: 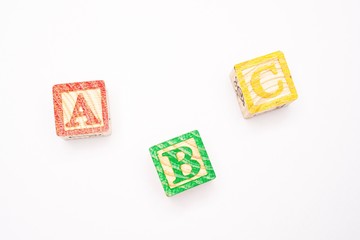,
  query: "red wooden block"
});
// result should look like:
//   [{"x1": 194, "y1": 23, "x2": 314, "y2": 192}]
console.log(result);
[{"x1": 53, "y1": 80, "x2": 111, "y2": 139}]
